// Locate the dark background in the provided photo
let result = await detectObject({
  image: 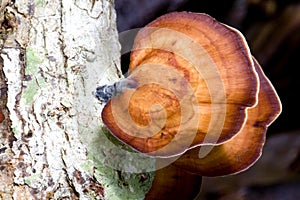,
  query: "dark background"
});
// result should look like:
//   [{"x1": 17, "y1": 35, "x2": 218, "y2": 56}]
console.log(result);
[{"x1": 115, "y1": 0, "x2": 300, "y2": 199}]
